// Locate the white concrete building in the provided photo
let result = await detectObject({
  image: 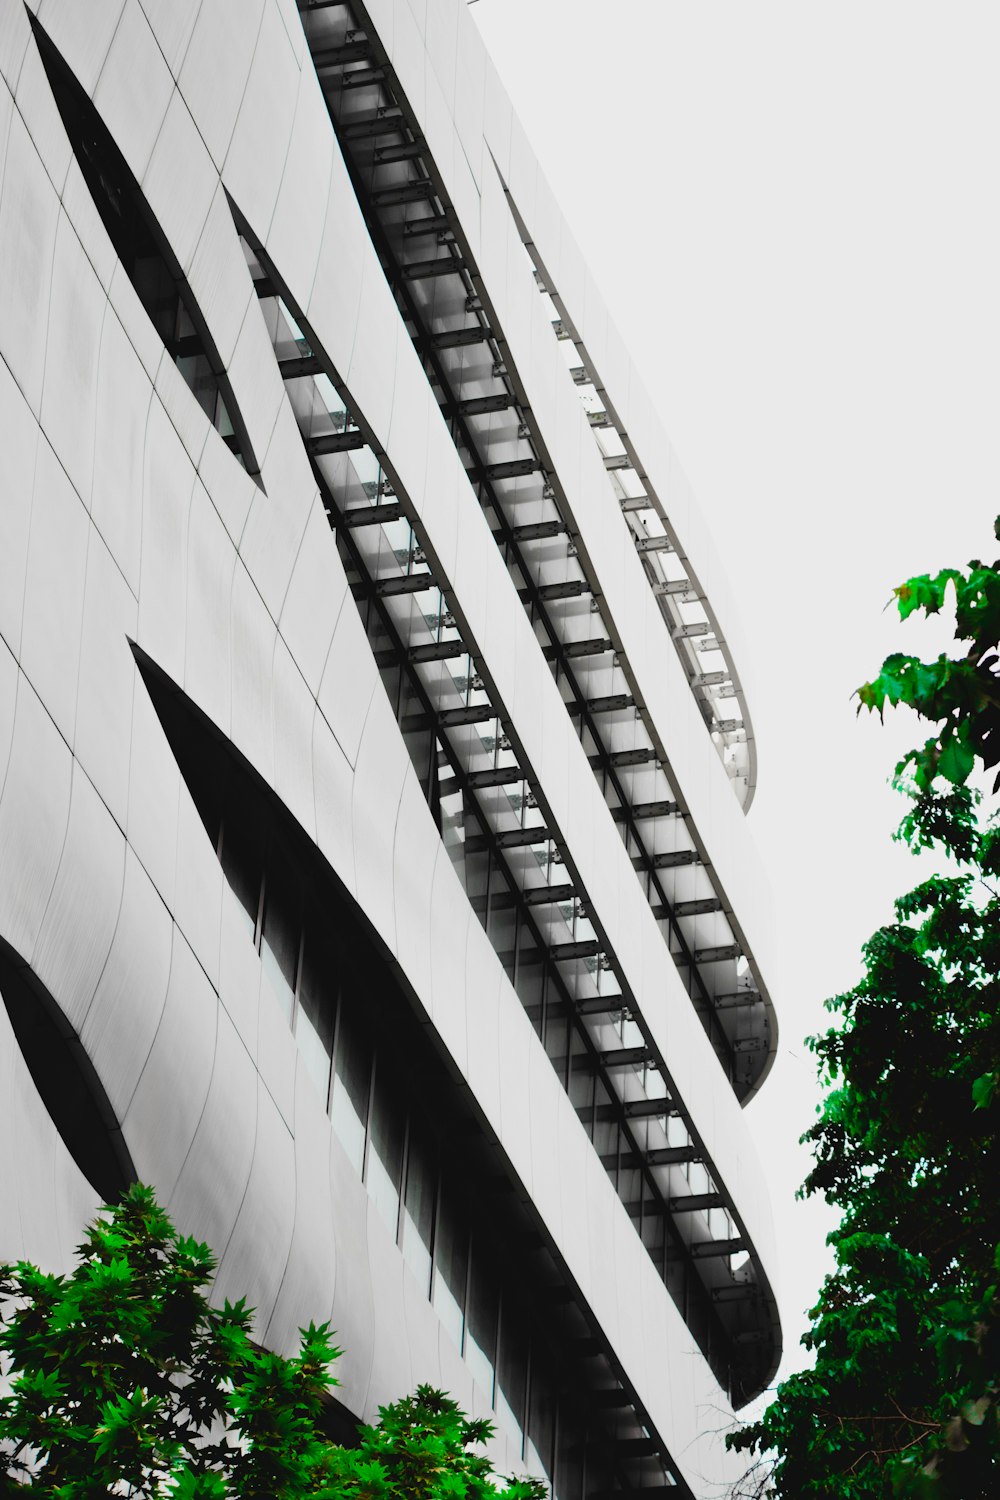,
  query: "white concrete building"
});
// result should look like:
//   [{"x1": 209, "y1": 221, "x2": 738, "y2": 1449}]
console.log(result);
[{"x1": 0, "y1": 2, "x2": 780, "y2": 1495}]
